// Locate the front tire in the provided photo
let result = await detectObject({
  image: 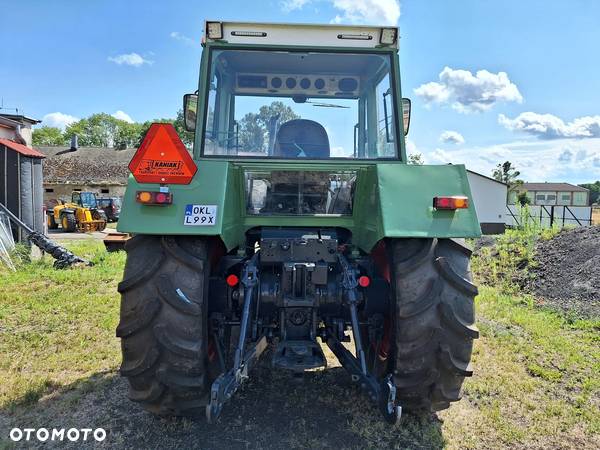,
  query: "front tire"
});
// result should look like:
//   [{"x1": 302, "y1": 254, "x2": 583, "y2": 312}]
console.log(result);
[
  {"x1": 390, "y1": 238, "x2": 479, "y2": 412},
  {"x1": 60, "y1": 213, "x2": 77, "y2": 232},
  {"x1": 117, "y1": 235, "x2": 211, "y2": 416}
]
